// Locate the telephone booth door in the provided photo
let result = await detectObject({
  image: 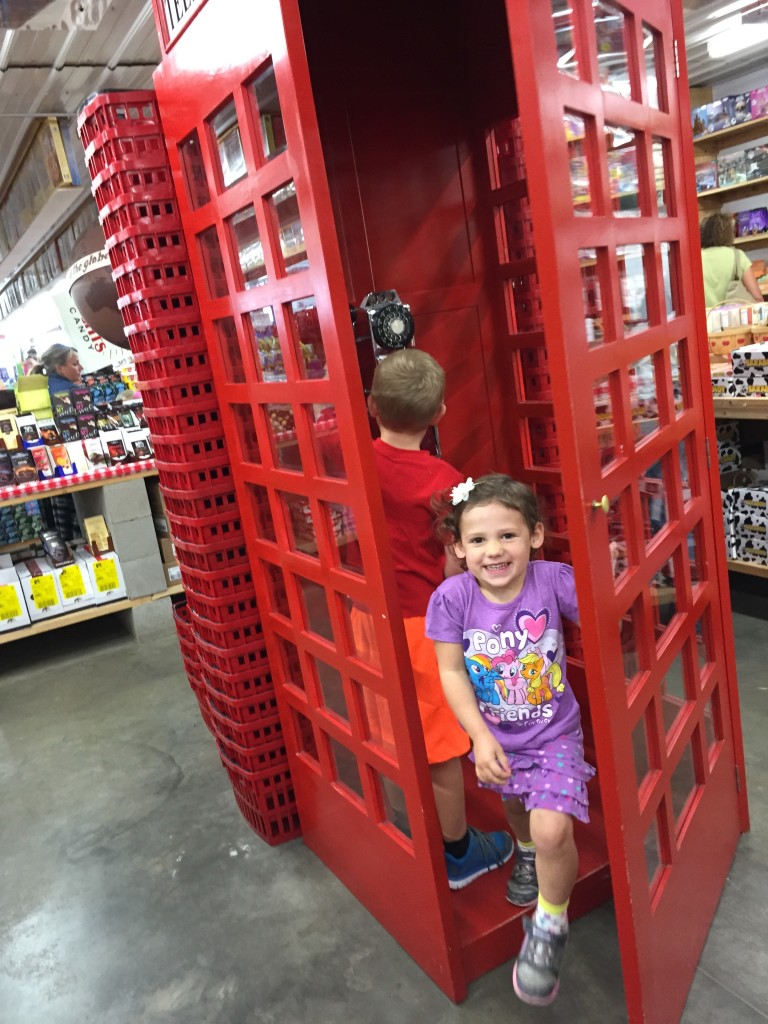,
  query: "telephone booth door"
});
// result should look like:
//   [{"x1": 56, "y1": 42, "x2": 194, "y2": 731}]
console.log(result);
[
  {"x1": 150, "y1": 0, "x2": 467, "y2": 999},
  {"x1": 501, "y1": 2, "x2": 748, "y2": 1022}
]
